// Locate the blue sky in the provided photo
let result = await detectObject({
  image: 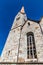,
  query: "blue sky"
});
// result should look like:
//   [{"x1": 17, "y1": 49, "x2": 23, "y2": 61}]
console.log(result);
[{"x1": 0, "y1": 0, "x2": 43, "y2": 55}]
